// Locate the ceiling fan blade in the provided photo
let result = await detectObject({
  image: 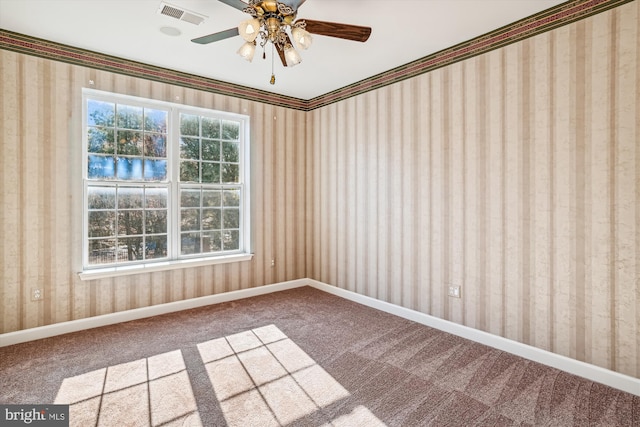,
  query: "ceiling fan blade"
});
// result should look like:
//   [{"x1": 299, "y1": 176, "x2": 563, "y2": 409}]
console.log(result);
[
  {"x1": 280, "y1": 0, "x2": 307, "y2": 11},
  {"x1": 191, "y1": 28, "x2": 240, "y2": 44},
  {"x1": 217, "y1": 0, "x2": 249, "y2": 12},
  {"x1": 297, "y1": 19, "x2": 371, "y2": 42}
]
